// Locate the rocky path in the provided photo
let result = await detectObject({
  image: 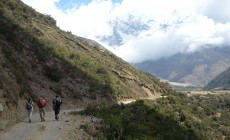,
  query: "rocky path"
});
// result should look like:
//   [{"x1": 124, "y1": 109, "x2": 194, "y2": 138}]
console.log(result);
[{"x1": 0, "y1": 110, "x2": 95, "y2": 140}]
